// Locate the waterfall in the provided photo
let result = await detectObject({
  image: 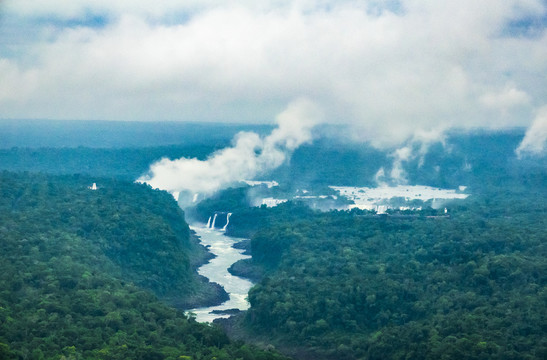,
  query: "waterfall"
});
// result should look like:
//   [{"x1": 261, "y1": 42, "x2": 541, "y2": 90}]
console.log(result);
[
  {"x1": 206, "y1": 216, "x2": 212, "y2": 228},
  {"x1": 211, "y1": 213, "x2": 218, "y2": 228},
  {"x1": 222, "y1": 213, "x2": 232, "y2": 231}
]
